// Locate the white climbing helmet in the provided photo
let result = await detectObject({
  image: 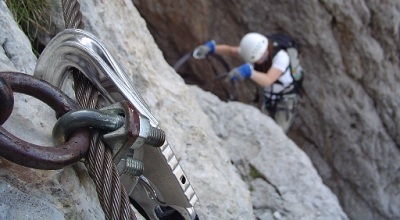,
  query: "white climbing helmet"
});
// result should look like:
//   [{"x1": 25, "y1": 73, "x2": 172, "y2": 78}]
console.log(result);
[{"x1": 239, "y1": 32, "x2": 269, "y2": 63}]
